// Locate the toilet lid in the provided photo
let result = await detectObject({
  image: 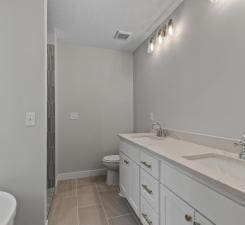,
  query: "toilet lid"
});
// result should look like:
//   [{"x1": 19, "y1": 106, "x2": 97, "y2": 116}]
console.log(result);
[{"x1": 103, "y1": 155, "x2": 120, "y2": 162}]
